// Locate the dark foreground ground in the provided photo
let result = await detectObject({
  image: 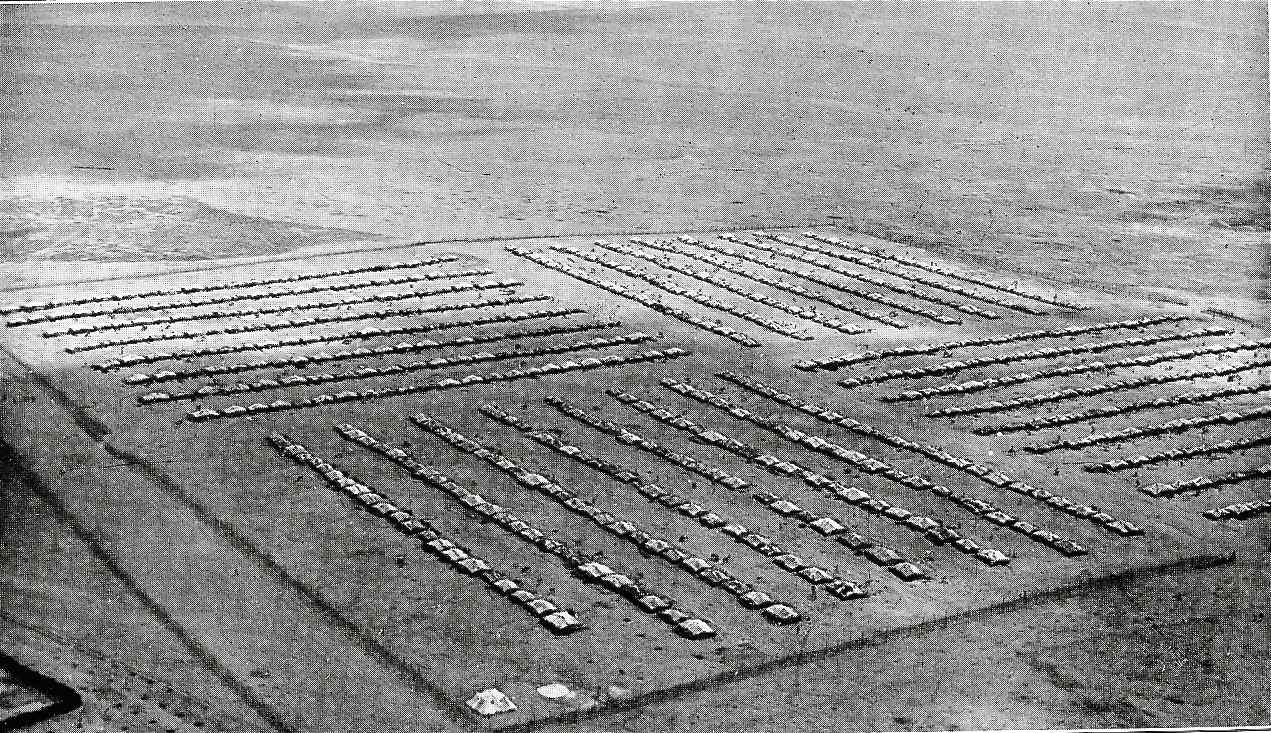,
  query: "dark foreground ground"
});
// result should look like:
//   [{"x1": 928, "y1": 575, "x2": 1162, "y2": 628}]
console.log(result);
[
  {"x1": 4, "y1": 439, "x2": 1265, "y2": 731},
  {"x1": 1, "y1": 2, "x2": 1268, "y2": 732},
  {"x1": 3, "y1": 443, "x2": 1268, "y2": 733}
]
